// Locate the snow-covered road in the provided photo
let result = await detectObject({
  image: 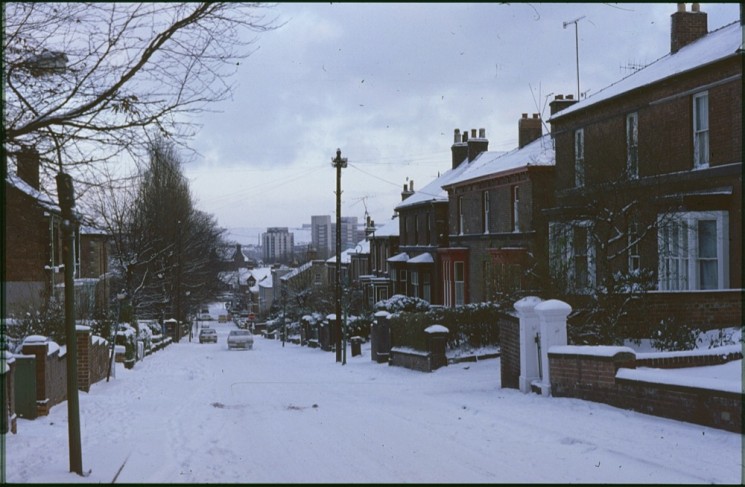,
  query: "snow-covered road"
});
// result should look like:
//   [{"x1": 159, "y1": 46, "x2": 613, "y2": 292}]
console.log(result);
[{"x1": 3, "y1": 322, "x2": 742, "y2": 483}]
